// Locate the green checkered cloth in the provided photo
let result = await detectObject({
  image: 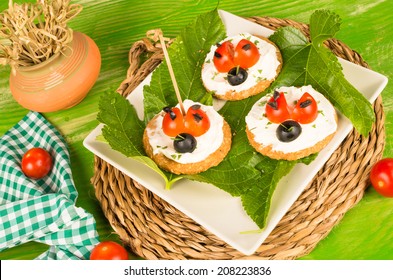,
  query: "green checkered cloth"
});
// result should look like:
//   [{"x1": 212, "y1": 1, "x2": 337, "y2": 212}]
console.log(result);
[{"x1": 0, "y1": 111, "x2": 99, "y2": 260}]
